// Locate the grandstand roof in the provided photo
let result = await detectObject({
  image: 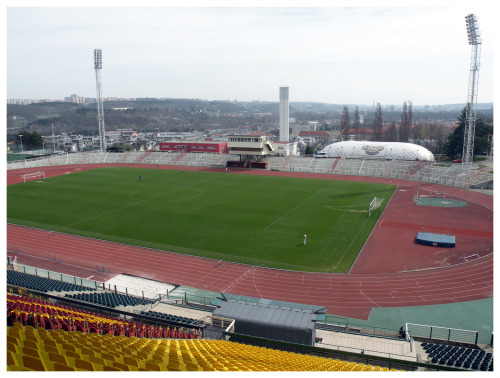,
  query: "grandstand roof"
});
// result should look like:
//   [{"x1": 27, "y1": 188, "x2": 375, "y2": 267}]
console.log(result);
[
  {"x1": 213, "y1": 297, "x2": 318, "y2": 346},
  {"x1": 319, "y1": 141, "x2": 435, "y2": 161}
]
